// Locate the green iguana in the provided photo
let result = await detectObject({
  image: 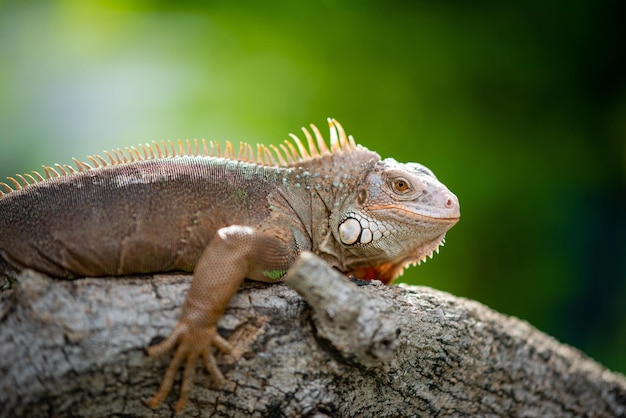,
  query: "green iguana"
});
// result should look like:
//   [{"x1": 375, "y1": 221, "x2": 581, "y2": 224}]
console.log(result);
[{"x1": 0, "y1": 119, "x2": 460, "y2": 412}]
